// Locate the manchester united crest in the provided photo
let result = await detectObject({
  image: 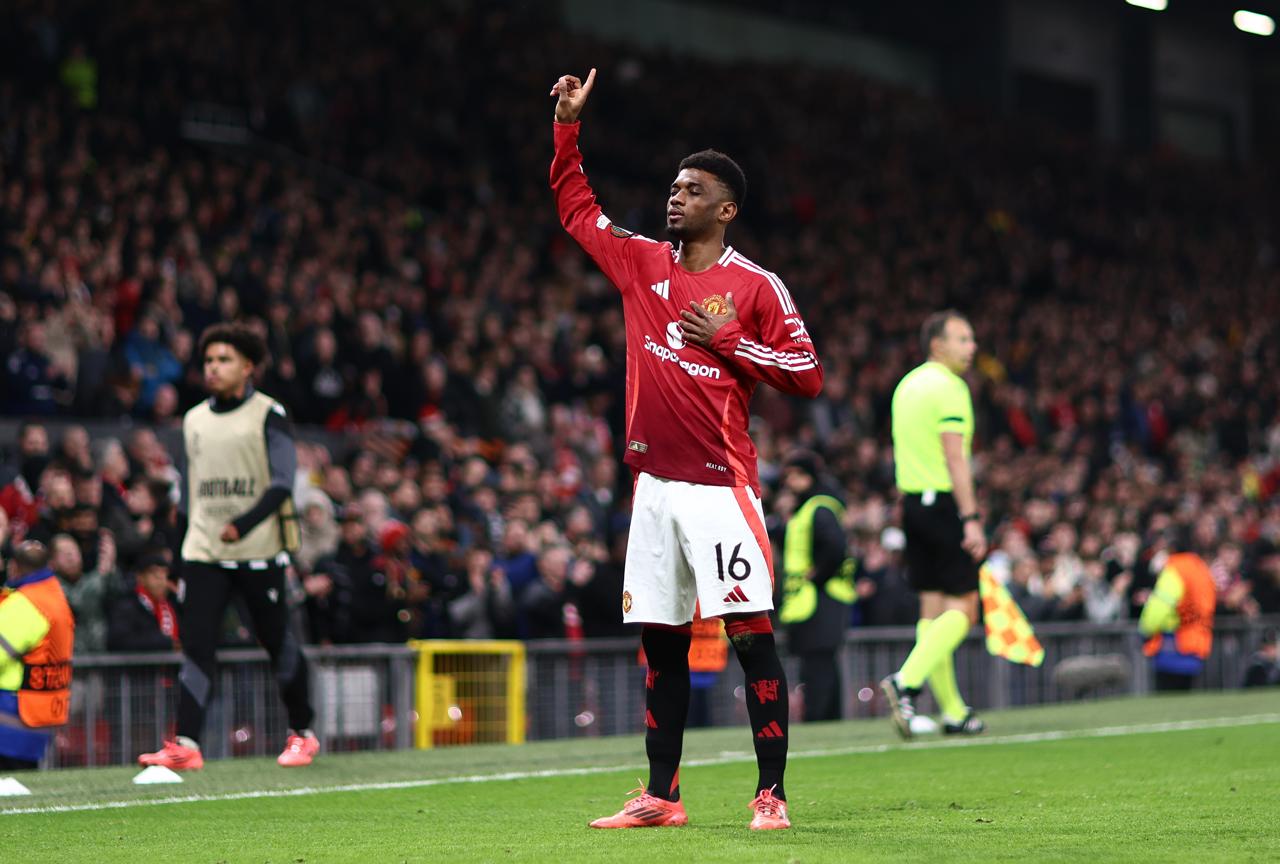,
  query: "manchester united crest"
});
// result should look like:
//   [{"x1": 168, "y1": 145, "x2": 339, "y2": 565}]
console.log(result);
[
  {"x1": 749, "y1": 678, "x2": 781, "y2": 704},
  {"x1": 622, "y1": 591, "x2": 632, "y2": 613},
  {"x1": 701, "y1": 294, "x2": 728, "y2": 315}
]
